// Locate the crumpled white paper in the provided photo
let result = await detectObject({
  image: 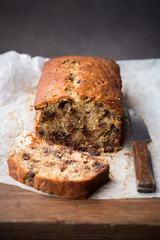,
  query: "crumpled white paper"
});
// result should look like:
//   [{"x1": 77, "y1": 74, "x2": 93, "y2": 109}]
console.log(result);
[{"x1": 0, "y1": 51, "x2": 160, "y2": 199}]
